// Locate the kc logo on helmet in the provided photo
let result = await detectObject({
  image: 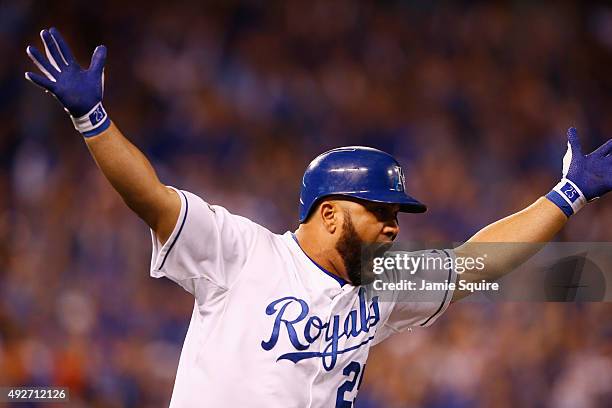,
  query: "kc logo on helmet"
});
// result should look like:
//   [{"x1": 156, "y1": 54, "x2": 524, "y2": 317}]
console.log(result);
[{"x1": 391, "y1": 166, "x2": 406, "y2": 192}]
